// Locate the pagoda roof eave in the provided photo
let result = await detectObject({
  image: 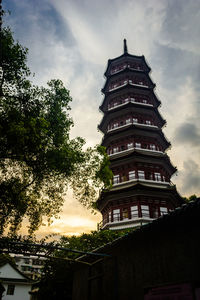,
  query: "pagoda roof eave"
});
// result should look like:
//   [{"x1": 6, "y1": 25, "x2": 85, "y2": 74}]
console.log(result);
[
  {"x1": 101, "y1": 126, "x2": 171, "y2": 150},
  {"x1": 99, "y1": 89, "x2": 161, "y2": 112},
  {"x1": 104, "y1": 53, "x2": 151, "y2": 76},
  {"x1": 102, "y1": 81, "x2": 156, "y2": 95},
  {"x1": 96, "y1": 182, "x2": 183, "y2": 210},
  {"x1": 105, "y1": 67, "x2": 150, "y2": 80},
  {"x1": 98, "y1": 104, "x2": 166, "y2": 131},
  {"x1": 109, "y1": 151, "x2": 177, "y2": 176}
]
